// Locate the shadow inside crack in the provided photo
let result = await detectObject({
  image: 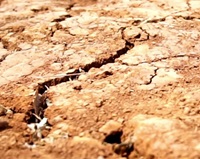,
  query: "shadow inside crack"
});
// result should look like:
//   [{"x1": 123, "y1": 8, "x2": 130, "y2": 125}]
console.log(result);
[
  {"x1": 103, "y1": 130, "x2": 123, "y2": 144},
  {"x1": 103, "y1": 130, "x2": 134, "y2": 157},
  {"x1": 0, "y1": 120, "x2": 12, "y2": 132}
]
